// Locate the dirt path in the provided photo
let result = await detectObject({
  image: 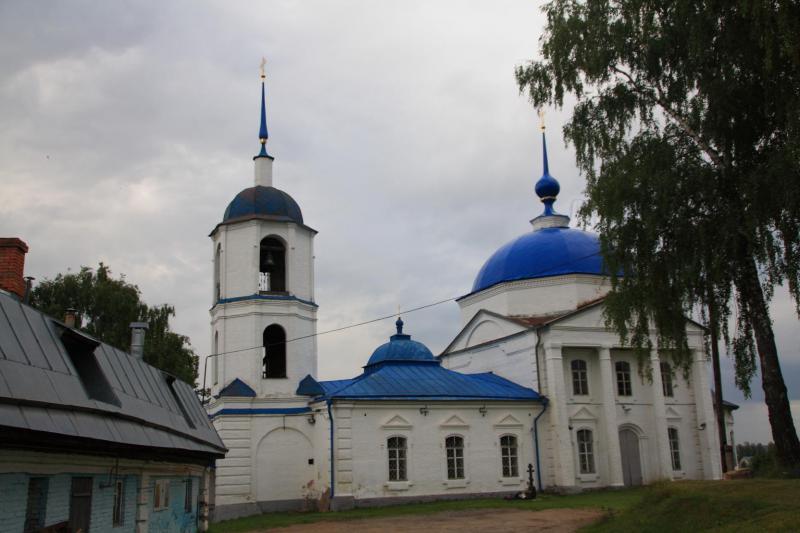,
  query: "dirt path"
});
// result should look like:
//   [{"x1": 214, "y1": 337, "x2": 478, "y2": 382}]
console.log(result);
[{"x1": 255, "y1": 508, "x2": 605, "y2": 533}]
